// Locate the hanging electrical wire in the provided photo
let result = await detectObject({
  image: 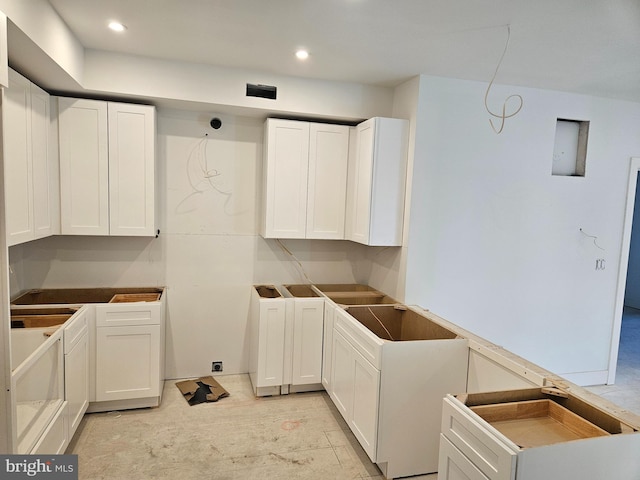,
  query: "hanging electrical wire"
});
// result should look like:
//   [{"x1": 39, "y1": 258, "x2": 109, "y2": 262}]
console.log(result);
[
  {"x1": 580, "y1": 228, "x2": 605, "y2": 251},
  {"x1": 484, "y1": 25, "x2": 524, "y2": 134},
  {"x1": 276, "y1": 239, "x2": 313, "y2": 284}
]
